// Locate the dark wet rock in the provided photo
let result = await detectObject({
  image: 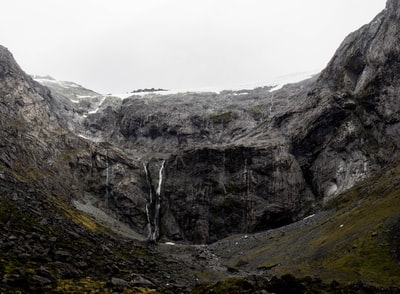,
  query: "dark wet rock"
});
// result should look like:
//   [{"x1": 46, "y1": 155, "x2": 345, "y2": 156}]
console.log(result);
[
  {"x1": 29, "y1": 0, "x2": 400, "y2": 245},
  {"x1": 131, "y1": 274, "x2": 155, "y2": 287},
  {"x1": 1, "y1": 0, "x2": 400, "y2": 292},
  {"x1": 110, "y1": 277, "x2": 130, "y2": 288},
  {"x1": 55, "y1": 250, "x2": 72, "y2": 261},
  {"x1": 162, "y1": 144, "x2": 315, "y2": 243},
  {"x1": 31, "y1": 275, "x2": 52, "y2": 286}
]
